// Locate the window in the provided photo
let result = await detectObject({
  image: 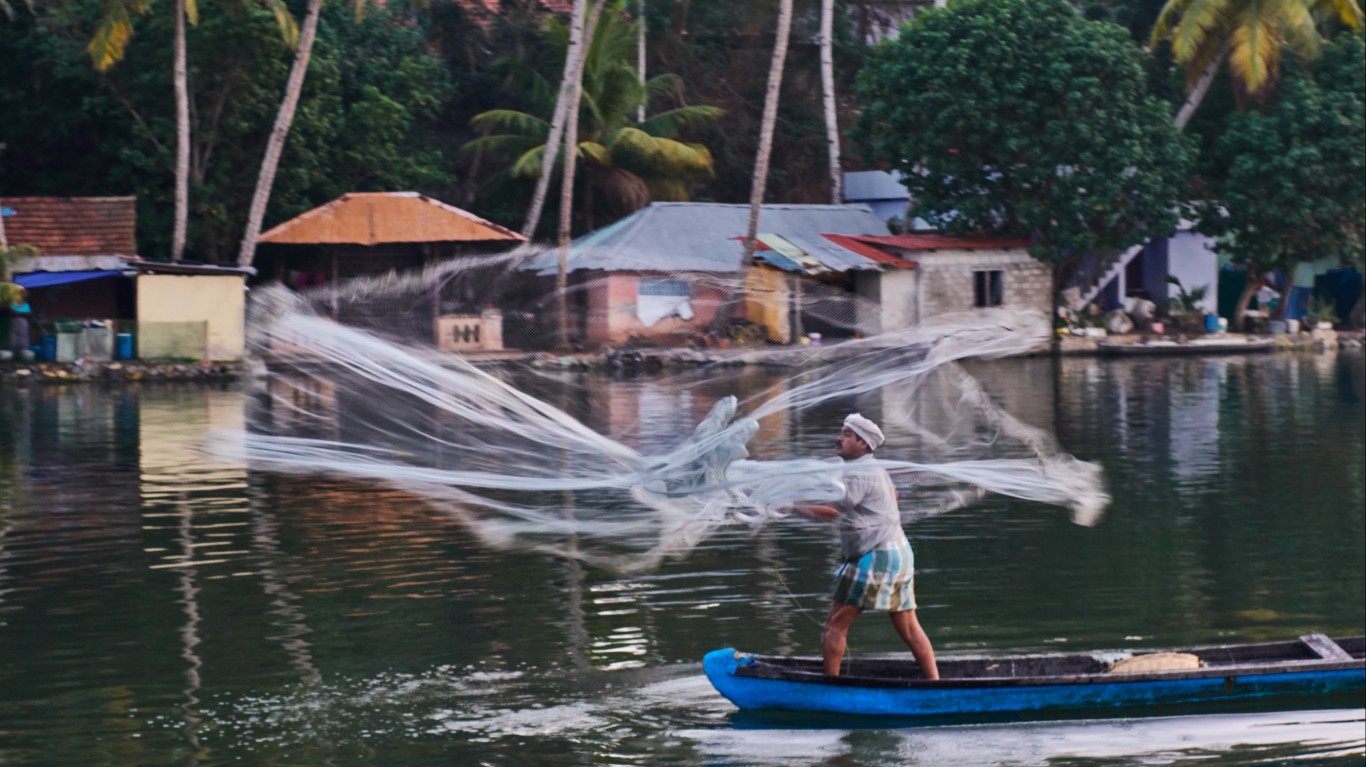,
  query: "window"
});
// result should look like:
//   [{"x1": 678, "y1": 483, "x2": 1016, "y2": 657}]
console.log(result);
[{"x1": 974, "y1": 270, "x2": 1004, "y2": 308}]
